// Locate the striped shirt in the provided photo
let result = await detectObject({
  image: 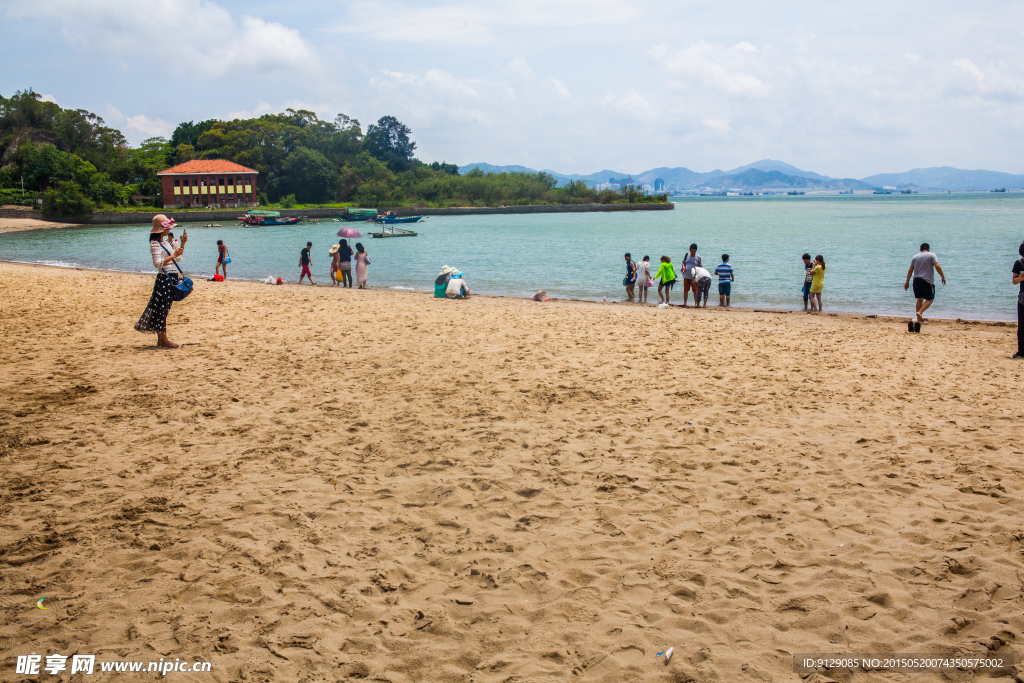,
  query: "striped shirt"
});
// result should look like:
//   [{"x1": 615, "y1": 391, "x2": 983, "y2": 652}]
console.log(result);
[{"x1": 714, "y1": 263, "x2": 734, "y2": 282}]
